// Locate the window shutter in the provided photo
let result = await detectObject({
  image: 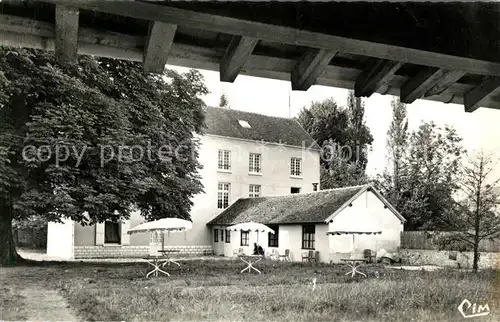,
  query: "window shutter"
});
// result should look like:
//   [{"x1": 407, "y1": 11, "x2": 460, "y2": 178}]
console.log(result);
[
  {"x1": 121, "y1": 219, "x2": 130, "y2": 245},
  {"x1": 95, "y1": 223, "x2": 104, "y2": 245}
]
